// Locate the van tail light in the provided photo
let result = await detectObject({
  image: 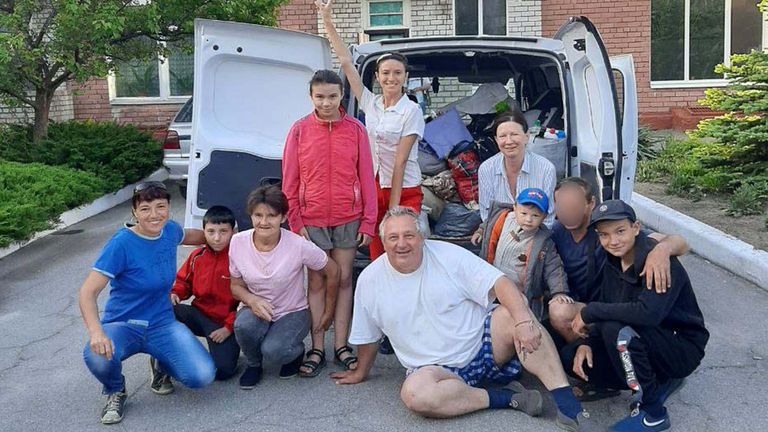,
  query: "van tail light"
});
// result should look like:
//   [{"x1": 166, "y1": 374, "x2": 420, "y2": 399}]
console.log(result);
[{"x1": 153, "y1": 129, "x2": 180, "y2": 150}]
